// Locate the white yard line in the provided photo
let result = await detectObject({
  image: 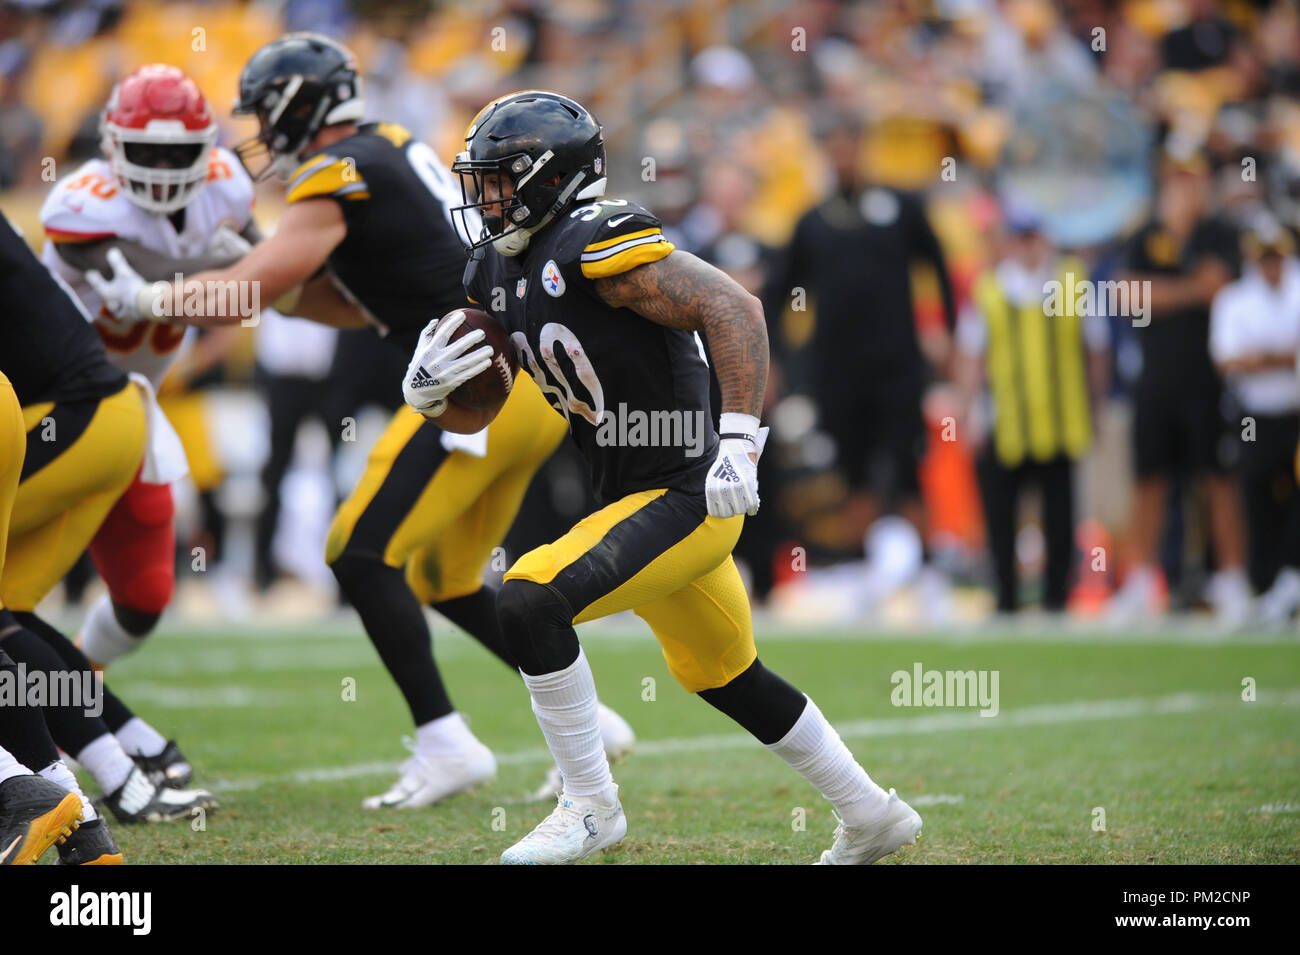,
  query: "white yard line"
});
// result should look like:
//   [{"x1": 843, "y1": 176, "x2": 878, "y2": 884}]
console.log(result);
[{"x1": 207, "y1": 687, "x2": 1300, "y2": 793}]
